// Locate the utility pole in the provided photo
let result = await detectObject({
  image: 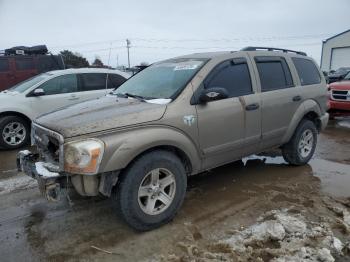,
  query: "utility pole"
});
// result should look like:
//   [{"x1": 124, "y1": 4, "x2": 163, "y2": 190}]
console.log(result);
[
  {"x1": 126, "y1": 39, "x2": 131, "y2": 68},
  {"x1": 107, "y1": 42, "x2": 112, "y2": 67}
]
